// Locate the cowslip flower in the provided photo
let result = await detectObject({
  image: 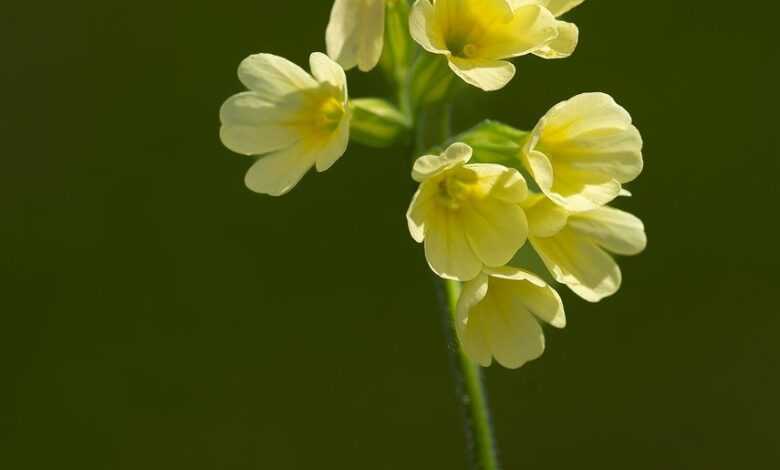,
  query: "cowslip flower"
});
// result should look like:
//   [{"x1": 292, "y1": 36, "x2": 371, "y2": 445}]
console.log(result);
[
  {"x1": 523, "y1": 0, "x2": 584, "y2": 59},
  {"x1": 219, "y1": 52, "x2": 350, "y2": 196},
  {"x1": 524, "y1": 194, "x2": 647, "y2": 302},
  {"x1": 409, "y1": 0, "x2": 558, "y2": 91},
  {"x1": 521, "y1": 92, "x2": 644, "y2": 212},
  {"x1": 407, "y1": 143, "x2": 529, "y2": 281},
  {"x1": 455, "y1": 266, "x2": 565, "y2": 369},
  {"x1": 326, "y1": 0, "x2": 386, "y2": 72}
]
